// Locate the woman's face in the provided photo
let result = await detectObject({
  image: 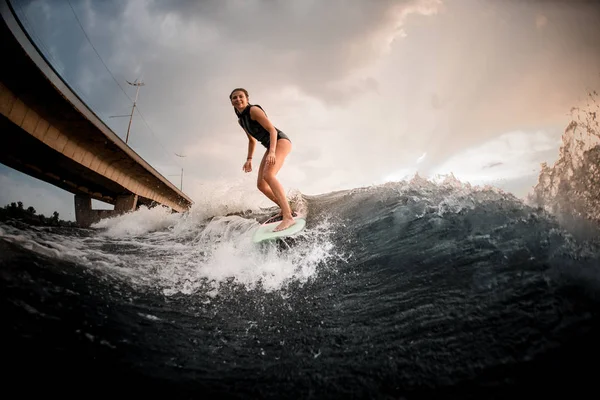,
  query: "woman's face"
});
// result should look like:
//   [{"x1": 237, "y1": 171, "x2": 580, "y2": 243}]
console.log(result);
[{"x1": 230, "y1": 91, "x2": 248, "y2": 111}]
